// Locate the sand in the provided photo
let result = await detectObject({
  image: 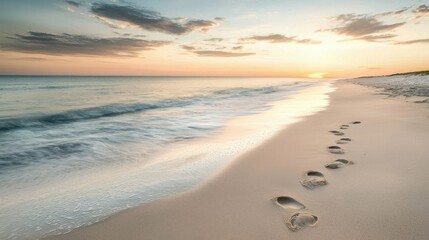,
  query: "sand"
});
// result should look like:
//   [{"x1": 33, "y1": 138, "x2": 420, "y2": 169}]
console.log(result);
[{"x1": 46, "y1": 80, "x2": 429, "y2": 240}]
